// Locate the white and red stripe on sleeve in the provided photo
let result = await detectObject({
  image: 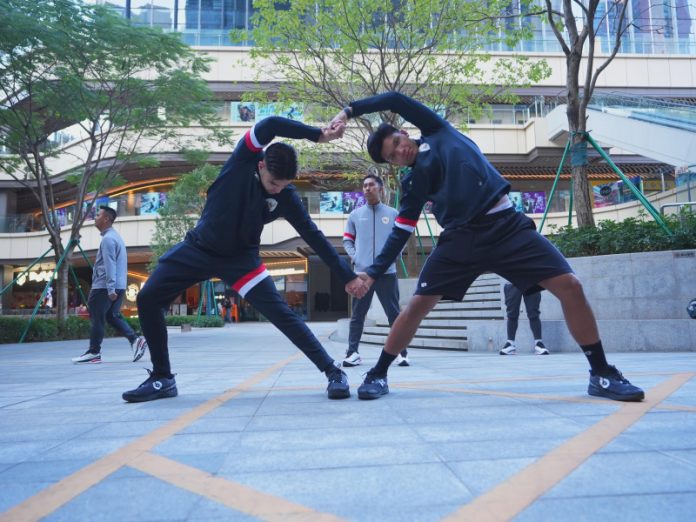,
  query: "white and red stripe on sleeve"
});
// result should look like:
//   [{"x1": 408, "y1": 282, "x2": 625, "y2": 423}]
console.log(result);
[
  {"x1": 394, "y1": 216, "x2": 417, "y2": 233},
  {"x1": 243, "y1": 127, "x2": 264, "y2": 153},
  {"x1": 343, "y1": 232, "x2": 355, "y2": 240}
]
